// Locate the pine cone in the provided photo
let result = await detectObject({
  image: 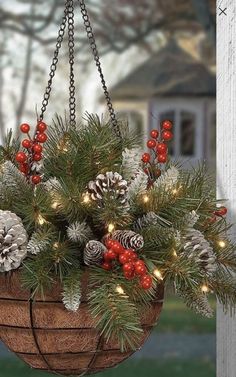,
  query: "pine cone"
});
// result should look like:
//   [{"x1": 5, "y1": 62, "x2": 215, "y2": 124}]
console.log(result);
[
  {"x1": 0, "y1": 210, "x2": 28, "y2": 272},
  {"x1": 111, "y1": 230, "x2": 144, "y2": 251},
  {"x1": 88, "y1": 172, "x2": 128, "y2": 204},
  {"x1": 182, "y1": 228, "x2": 217, "y2": 274},
  {"x1": 84, "y1": 240, "x2": 106, "y2": 266}
]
